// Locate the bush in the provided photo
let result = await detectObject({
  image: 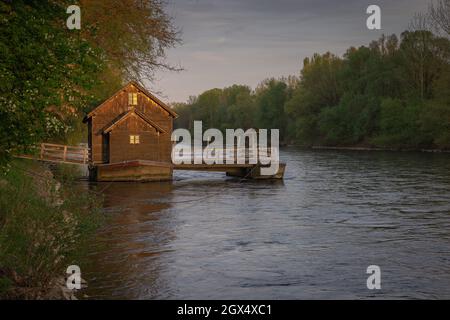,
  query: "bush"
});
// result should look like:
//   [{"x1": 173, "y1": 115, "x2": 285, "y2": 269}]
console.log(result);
[
  {"x1": 318, "y1": 95, "x2": 380, "y2": 146},
  {"x1": 419, "y1": 102, "x2": 450, "y2": 149},
  {"x1": 372, "y1": 98, "x2": 426, "y2": 148},
  {"x1": 0, "y1": 160, "x2": 102, "y2": 299}
]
